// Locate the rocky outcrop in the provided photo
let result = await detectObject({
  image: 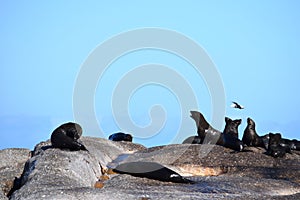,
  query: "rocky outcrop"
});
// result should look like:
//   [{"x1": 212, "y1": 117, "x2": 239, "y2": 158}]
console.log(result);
[
  {"x1": 1, "y1": 137, "x2": 300, "y2": 199},
  {"x1": 0, "y1": 148, "x2": 31, "y2": 199},
  {"x1": 9, "y1": 137, "x2": 145, "y2": 200}
]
